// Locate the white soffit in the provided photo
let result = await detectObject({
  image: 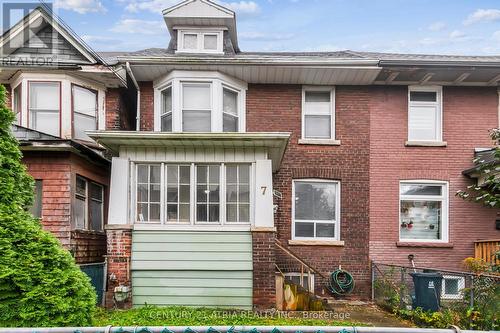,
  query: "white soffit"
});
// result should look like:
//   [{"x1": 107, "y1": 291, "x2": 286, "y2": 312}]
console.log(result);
[{"x1": 129, "y1": 64, "x2": 381, "y2": 85}]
